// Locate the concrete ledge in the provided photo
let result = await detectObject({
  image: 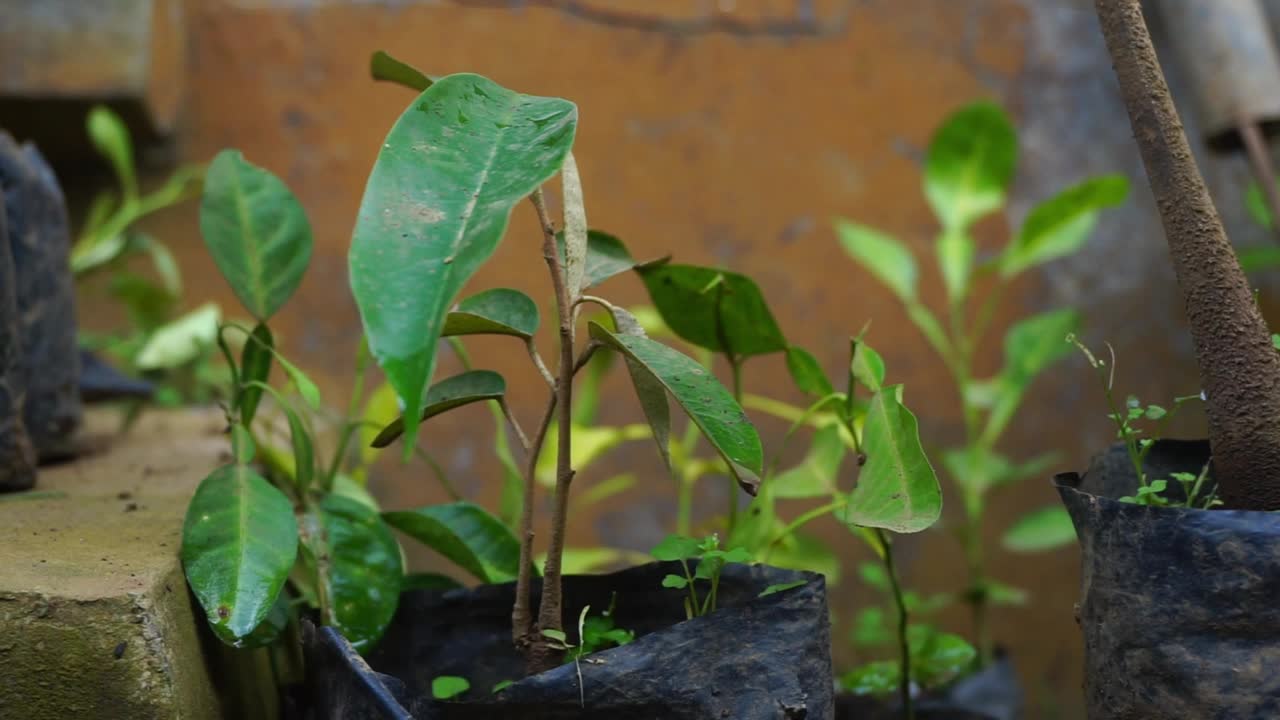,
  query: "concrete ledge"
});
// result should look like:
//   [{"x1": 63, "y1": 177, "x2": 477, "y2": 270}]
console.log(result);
[{"x1": 0, "y1": 408, "x2": 235, "y2": 719}]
